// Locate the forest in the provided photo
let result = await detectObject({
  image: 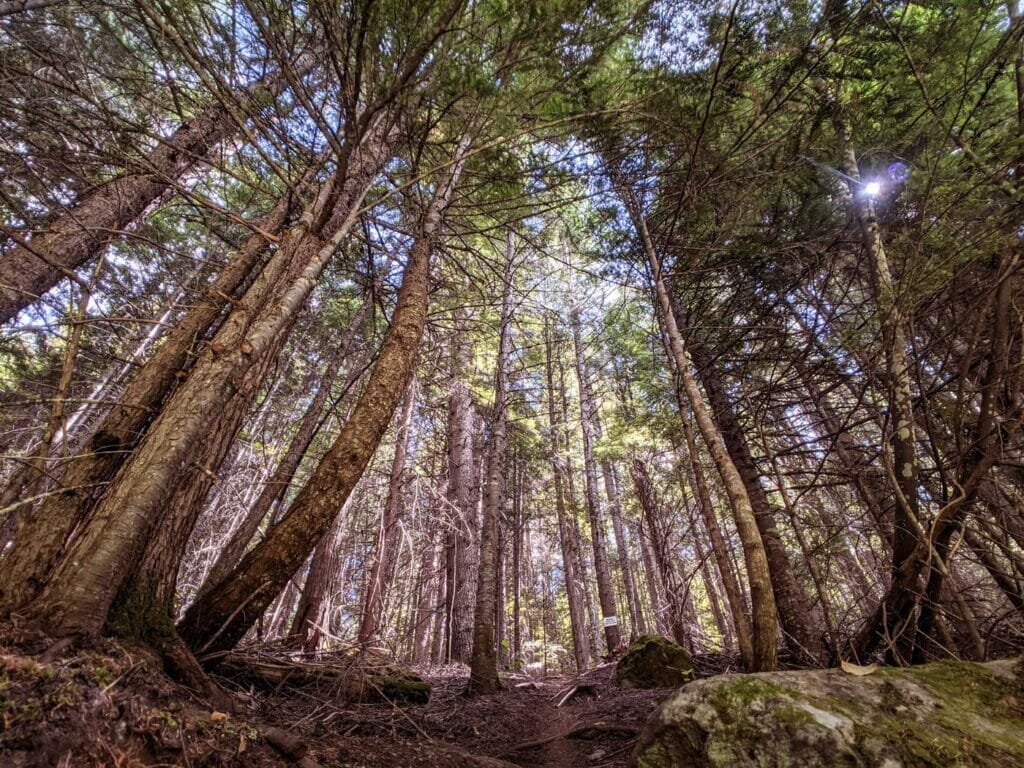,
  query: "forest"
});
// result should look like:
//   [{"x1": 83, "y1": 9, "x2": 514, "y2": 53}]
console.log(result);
[{"x1": 1, "y1": 0, "x2": 1023, "y2": 766}]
